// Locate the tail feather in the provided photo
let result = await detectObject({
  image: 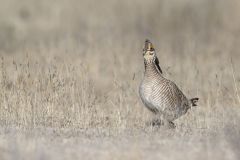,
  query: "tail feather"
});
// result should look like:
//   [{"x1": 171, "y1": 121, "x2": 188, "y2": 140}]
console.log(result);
[{"x1": 190, "y1": 98, "x2": 199, "y2": 107}]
